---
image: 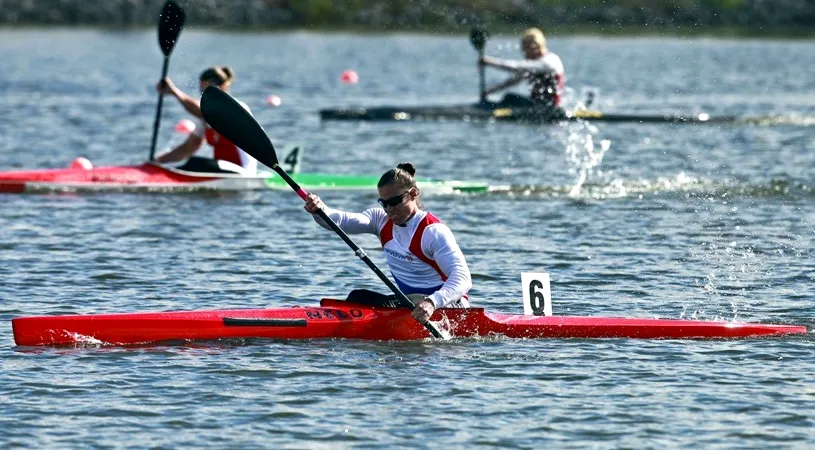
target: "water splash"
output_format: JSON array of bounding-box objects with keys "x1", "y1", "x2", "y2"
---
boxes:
[
  {"x1": 689, "y1": 240, "x2": 764, "y2": 322},
  {"x1": 560, "y1": 119, "x2": 611, "y2": 197},
  {"x1": 429, "y1": 315, "x2": 453, "y2": 341},
  {"x1": 65, "y1": 332, "x2": 105, "y2": 347},
  {"x1": 561, "y1": 85, "x2": 599, "y2": 112}
]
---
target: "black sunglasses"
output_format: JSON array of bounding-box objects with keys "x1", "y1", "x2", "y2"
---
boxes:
[{"x1": 377, "y1": 190, "x2": 410, "y2": 208}]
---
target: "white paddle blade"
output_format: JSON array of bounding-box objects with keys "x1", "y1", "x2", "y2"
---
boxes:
[{"x1": 522, "y1": 272, "x2": 552, "y2": 316}]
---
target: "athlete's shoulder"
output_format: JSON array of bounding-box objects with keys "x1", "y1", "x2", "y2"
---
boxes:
[
  {"x1": 422, "y1": 215, "x2": 455, "y2": 238},
  {"x1": 423, "y1": 211, "x2": 444, "y2": 224},
  {"x1": 543, "y1": 52, "x2": 565, "y2": 72},
  {"x1": 420, "y1": 218, "x2": 460, "y2": 256}
]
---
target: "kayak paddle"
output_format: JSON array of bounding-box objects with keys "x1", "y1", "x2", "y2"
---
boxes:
[
  {"x1": 199, "y1": 86, "x2": 446, "y2": 339},
  {"x1": 148, "y1": 0, "x2": 186, "y2": 162},
  {"x1": 470, "y1": 27, "x2": 489, "y2": 103}
]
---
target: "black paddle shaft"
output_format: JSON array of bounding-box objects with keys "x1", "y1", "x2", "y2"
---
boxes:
[
  {"x1": 149, "y1": 57, "x2": 170, "y2": 161},
  {"x1": 470, "y1": 28, "x2": 489, "y2": 103}
]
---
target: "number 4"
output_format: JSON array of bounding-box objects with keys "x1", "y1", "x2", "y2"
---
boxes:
[
  {"x1": 282, "y1": 145, "x2": 301, "y2": 173},
  {"x1": 522, "y1": 272, "x2": 552, "y2": 316}
]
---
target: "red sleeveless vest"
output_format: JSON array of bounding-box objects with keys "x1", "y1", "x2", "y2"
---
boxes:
[{"x1": 205, "y1": 128, "x2": 242, "y2": 167}]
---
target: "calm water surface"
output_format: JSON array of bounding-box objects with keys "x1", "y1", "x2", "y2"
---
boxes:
[{"x1": 1, "y1": 30, "x2": 814, "y2": 448}]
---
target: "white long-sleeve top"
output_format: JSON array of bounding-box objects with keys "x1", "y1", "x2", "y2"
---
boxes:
[
  {"x1": 313, "y1": 207, "x2": 472, "y2": 309},
  {"x1": 492, "y1": 52, "x2": 565, "y2": 105}
]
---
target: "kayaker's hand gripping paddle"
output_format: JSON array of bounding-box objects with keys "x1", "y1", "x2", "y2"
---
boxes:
[{"x1": 200, "y1": 86, "x2": 445, "y2": 339}]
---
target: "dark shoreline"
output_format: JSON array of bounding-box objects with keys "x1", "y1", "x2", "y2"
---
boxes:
[
  {"x1": 1, "y1": 24, "x2": 814, "y2": 40},
  {"x1": 1, "y1": 0, "x2": 814, "y2": 38}
]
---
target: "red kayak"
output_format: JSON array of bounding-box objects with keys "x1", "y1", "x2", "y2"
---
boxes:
[
  {"x1": 12, "y1": 299, "x2": 807, "y2": 346},
  {"x1": 0, "y1": 159, "x2": 492, "y2": 194},
  {"x1": 0, "y1": 161, "x2": 268, "y2": 193}
]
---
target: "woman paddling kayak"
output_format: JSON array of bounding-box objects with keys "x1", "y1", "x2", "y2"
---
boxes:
[
  {"x1": 304, "y1": 163, "x2": 472, "y2": 323},
  {"x1": 479, "y1": 28, "x2": 565, "y2": 114},
  {"x1": 154, "y1": 66, "x2": 258, "y2": 175}
]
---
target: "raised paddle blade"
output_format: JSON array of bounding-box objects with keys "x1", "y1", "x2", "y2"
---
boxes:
[
  {"x1": 158, "y1": 0, "x2": 185, "y2": 56},
  {"x1": 200, "y1": 86, "x2": 280, "y2": 168},
  {"x1": 149, "y1": 0, "x2": 185, "y2": 161},
  {"x1": 470, "y1": 27, "x2": 488, "y2": 51}
]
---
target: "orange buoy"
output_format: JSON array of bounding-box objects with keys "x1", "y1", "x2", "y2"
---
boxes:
[{"x1": 340, "y1": 70, "x2": 359, "y2": 84}]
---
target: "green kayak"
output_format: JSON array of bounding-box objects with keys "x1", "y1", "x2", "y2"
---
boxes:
[{"x1": 266, "y1": 172, "x2": 492, "y2": 194}]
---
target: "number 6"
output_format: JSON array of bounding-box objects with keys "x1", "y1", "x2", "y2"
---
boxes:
[{"x1": 522, "y1": 272, "x2": 552, "y2": 316}]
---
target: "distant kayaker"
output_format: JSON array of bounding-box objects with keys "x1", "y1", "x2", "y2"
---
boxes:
[
  {"x1": 154, "y1": 66, "x2": 258, "y2": 175},
  {"x1": 479, "y1": 28, "x2": 565, "y2": 113},
  {"x1": 304, "y1": 163, "x2": 472, "y2": 323}
]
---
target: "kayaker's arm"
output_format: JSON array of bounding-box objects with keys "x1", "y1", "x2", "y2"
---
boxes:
[
  {"x1": 157, "y1": 77, "x2": 204, "y2": 119},
  {"x1": 423, "y1": 225, "x2": 472, "y2": 309},
  {"x1": 154, "y1": 133, "x2": 204, "y2": 163},
  {"x1": 481, "y1": 56, "x2": 538, "y2": 73},
  {"x1": 481, "y1": 56, "x2": 559, "y2": 80},
  {"x1": 480, "y1": 56, "x2": 516, "y2": 73},
  {"x1": 316, "y1": 208, "x2": 380, "y2": 234},
  {"x1": 305, "y1": 194, "x2": 381, "y2": 234},
  {"x1": 485, "y1": 74, "x2": 524, "y2": 96}
]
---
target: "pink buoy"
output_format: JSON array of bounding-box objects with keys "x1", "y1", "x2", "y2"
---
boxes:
[
  {"x1": 69, "y1": 157, "x2": 93, "y2": 170},
  {"x1": 340, "y1": 70, "x2": 359, "y2": 84},
  {"x1": 265, "y1": 95, "x2": 282, "y2": 107},
  {"x1": 174, "y1": 119, "x2": 196, "y2": 134}
]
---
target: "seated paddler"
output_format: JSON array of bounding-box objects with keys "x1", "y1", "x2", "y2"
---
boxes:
[
  {"x1": 479, "y1": 27, "x2": 566, "y2": 117},
  {"x1": 303, "y1": 163, "x2": 472, "y2": 323},
  {"x1": 154, "y1": 66, "x2": 258, "y2": 175}
]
